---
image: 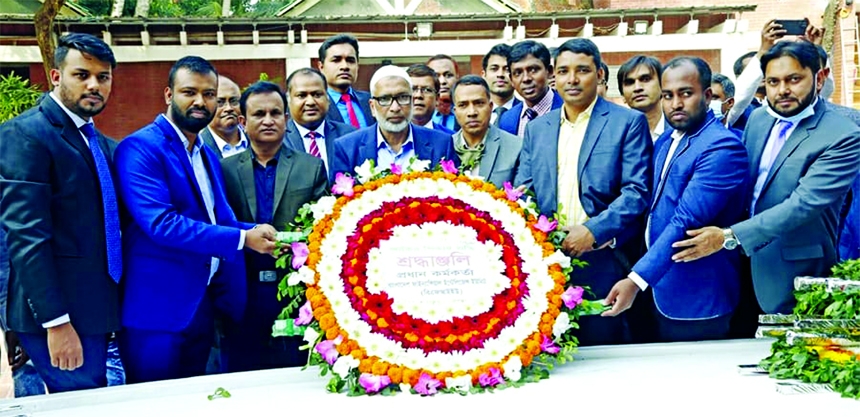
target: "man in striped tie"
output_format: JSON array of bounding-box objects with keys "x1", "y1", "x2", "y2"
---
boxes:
[
  {"x1": 282, "y1": 68, "x2": 356, "y2": 184},
  {"x1": 220, "y1": 81, "x2": 327, "y2": 371},
  {"x1": 0, "y1": 33, "x2": 121, "y2": 393}
]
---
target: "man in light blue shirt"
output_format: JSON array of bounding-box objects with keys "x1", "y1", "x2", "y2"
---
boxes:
[{"x1": 318, "y1": 34, "x2": 374, "y2": 128}]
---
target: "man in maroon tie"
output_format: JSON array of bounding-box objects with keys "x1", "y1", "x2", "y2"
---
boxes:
[
  {"x1": 318, "y1": 34, "x2": 375, "y2": 128},
  {"x1": 282, "y1": 68, "x2": 356, "y2": 184}
]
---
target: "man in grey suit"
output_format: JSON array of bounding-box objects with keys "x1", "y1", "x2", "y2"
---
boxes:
[
  {"x1": 673, "y1": 41, "x2": 860, "y2": 314},
  {"x1": 282, "y1": 68, "x2": 356, "y2": 182},
  {"x1": 514, "y1": 39, "x2": 652, "y2": 345},
  {"x1": 200, "y1": 75, "x2": 249, "y2": 159},
  {"x1": 220, "y1": 81, "x2": 327, "y2": 371},
  {"x1": 450, "y1": 75, "x2": 520, "y2": 188}
]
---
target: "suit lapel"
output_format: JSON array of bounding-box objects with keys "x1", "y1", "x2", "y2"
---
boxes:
[
  {"x1": 479, "y1": 127, "x2": 501, "y2": 179},
  {"x1": 414, "y1": 128, "x2": 433, "y2": 161},
  {"x1": 323, "y1": 121, "x2": 338, "y2": 172},
  {"x1": 199, "y1": 128, "x2": 223, "y2": 159},
  {"x1": 539, "y1": 115, "x2": 560, "y2": 211},
  {"x1": 272, "y1": 146, "x2": 293, "y2": 216},
  {"x1": 759, "y1": 111, "x2": 820, "y2": 196},
  {"x1": 285, "y1": 120, "x2": 305, "y2": 152},
  {"x1": 237, "y1": 151, "x2": 258, "y2": 222},
  {"x1": 359, "y1": 129, "x2": 379, "y2": 167},
  {"x1": 577, "y1": 99, "x2": 608, "y2": 181},
  {"x1": 326, "y1": 96, "x2": 345, "y2": 123},
  {"x1": 650, "y1": 135, "x2": 691, "y2": 211},
  {"x1": 41, "y1": 97, "x2": 97, "y2": 175},
  {"x1": 155, "y1": 116, "x2": 208, "y2": 210}
]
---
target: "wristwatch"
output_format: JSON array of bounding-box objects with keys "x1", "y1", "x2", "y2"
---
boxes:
[{"x1": 722, "y1": 228, "x2": 739, "y2": 250}]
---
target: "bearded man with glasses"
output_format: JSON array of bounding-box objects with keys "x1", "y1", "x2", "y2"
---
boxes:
[{"x1": 330, "y1": 65, "x2": 458, "y2": 178}]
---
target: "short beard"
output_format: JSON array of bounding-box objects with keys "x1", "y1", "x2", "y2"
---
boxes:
[
  {"x1": 60, "y1": 83, "x2": 105, "y2": 119},
  {"x1": 378, "y1": 118, "x2": 410, "y2": 133},
  {"x1": 770, "y1": 88, "x2": 816, "y2": 118},
  {"x1": 666, "y1": 99, "x2": 709, "y2": 132},
  {"x1": 170, "y1": 99, "x2": 213, "y2": 133}
]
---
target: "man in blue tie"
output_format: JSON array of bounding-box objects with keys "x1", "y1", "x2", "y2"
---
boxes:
[
  {"x1": 0, "y1": 33, "x2": 120, "y2": 393},
  {"x1": 672, "y1": 41, "x2": 860, "y2": 314},
  {"x1": 602, "y1": 57, "x2": 748, "y2": 342},
  {"x1": 115, "y1": 56, "x2": 279, "y2": 383}
]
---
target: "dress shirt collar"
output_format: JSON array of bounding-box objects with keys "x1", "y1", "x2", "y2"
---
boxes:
[
  {"x1": 328, "y1": 87, "x2": 355, "y2": 103},
  {"x1": 49, "y1": 91, "x2": 89, "y2": 128},
  {"x1": 522, "y1": 89, "x2": 555, "y2": 120},
  {"x1": 560, "y1": 97, "x2": 597, "y2": 126},
  {"x1": 295, "y1": 120, "x2": 326, "y2": 140},
  {"x1": 251, "y1": 147, "x2": 280, "y2": 166},
  {"x1": 652, "y1": 110, "x2": 666, "y2": 138},
  {"x1": 423, "y1": 119, "x2": 434, "y2": 129},
  {"x1": 501, "y1": 96, "x2": 516, "y2": 110},
  {"x1": 765, "y1": 97, "x2": 818, "y2": 124},
  {"x1": 376, "y1": 125, "x2": 414, "y2": 152},
  {"x1": 162, "y1": 115, "x2": 203, "y2": 153},
  {"x1": 207, "y1": 126, "x2": 248, "y2": 155}
]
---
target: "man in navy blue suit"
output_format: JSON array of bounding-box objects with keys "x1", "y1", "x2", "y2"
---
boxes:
[
  {"x1": 603, "y1": 57, "x2": 748, "y2": 342},
  {"x1": 318, "y1": 34, "x2": 374, "y2": 129},
  {"x1": 497, "y1": 41, "x2": 564, "y2": 137},
  {"x1": 115, "y1": 56, "x2": 279, "y2": 384},
  {"x1": 481, "y1": 44, "x2": 520, "y2": 126},
  {"x1": 514, "y1": 39, "x2": 652, "y2": 346},
  {"x1": 330, "y1": 65, "x2": 457, "y2": 178}
]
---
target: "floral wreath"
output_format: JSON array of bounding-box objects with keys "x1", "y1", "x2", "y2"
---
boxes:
[{"x1": 273, "y1": 158, "x2": 605, "y2": 396}]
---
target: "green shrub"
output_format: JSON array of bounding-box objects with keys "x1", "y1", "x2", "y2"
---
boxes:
[{"x1": 0, "y1": 72, "x2": 43, "y2": 123}]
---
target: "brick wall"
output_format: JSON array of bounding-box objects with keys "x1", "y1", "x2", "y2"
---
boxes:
[{"x1": 28, "y1": 59, "x2": 286, "y2": 140}]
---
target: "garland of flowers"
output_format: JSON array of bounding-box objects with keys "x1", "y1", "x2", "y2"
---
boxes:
[{"x1": 274, "y1": 158, "x2": 605, "y2": 396}]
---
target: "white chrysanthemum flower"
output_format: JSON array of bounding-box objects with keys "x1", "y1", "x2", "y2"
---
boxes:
[
  {"x1": 503, "y1": 356, "x2": 523, "y2": 381},
  {"x1": 310, "y1": 196, "x2": 338, "y2": 223},
  {"x1": 333, "y1": 355, "x2": 360, "y2": 378},
  {"x1": 408, "y1": 158, "x2": 431, "y2": 173},
  {"x1": 553, "y1": 312, "x2": 572, "y2": 339}
]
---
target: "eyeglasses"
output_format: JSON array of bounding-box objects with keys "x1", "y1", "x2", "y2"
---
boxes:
[
  {"x1": 372, "y1": 94, "x2": 412, "y2": 107},
  {"x1": 412, "y1": 86, "x2": 436, "y2": 96},
  {"x1": 217, "y1": 98, "x2": 240, "y2": 108}
]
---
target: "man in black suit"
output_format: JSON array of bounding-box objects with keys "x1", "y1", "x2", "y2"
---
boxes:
[
  {"x1": 0, "y1": 33, "x2": 121, "y2": 392},
  {"x1": 481, "y1": 44, "x2": 520, "y2": 126},
  {"x1": 200, "y1": 75, "x2": 249, "y2": 159},
  {"x1": 283, "y1": 68, "x2": 355, "y2": 182},
  {"x1": 318, "y1": 34, "x2": 374, "y2": 128},
  {"x1": 220, "y1": 81, "x2": 328, "y2": 371}
]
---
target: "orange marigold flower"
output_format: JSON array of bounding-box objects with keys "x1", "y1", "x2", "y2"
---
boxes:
[
  {"x1": 387, "y1": 366, "x2": 403, "y2": 384},
  {"x1": 371, "y1": 361, "x2": 389, "y2": 375},
  {"x1": 358, "y1": 358, "x2": 374, "y2": 373},
  {"x1": 326, "y1": 327, "x2": 341, "y2": 340},
  {"x1": 319, "y1": 313, "x2": 336, "y2": 330},
  {"x1": 350, "y1": 349, "x2": 365, "y2": 360},
  {"x1": 306, "y1": 287, "x2": 318, "y2": 299},
  {"x1": 539, "y1": 322, "x2": 553, "y2": 335},
  {"x1": 336, "y1": 342, "x2": 350, "y2": 355}
]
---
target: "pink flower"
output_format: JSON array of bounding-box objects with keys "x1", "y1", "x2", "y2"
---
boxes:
[
  {"x1": 503, "y1": 181, "x2": 524, "y2": 201},
  {"x1": 359, "y1": 373, "x2": 392, "y2": 394},
  {"x1": 390, "y1": 163, "x2": 403, "y2": 175},
  {"x1": 540, "y1": 334, "x2": 560, "y2": 354},
  {"x1": 314, "y1": 336, "x2": 342, "y2": 365},
  {"x1": 415, "y1": 372, "x2": 442, "y2": 396},
  {"x1": 562, "y1": 286, "x2": 585, "y2": 309},
  {"x1": 294, "y1": 300, "x2": 313, "y2": 326},
  {"x1": 332, "y1": 173, "x2": 355, "y2": 196},
  {"x1": 290, "y1": 242, "x2": 309, "y2": 269},
  {"x1": 440, "y1": 158, "x2": 458, "y2": 174},
  {"x1": 533, "y1": 215, "x2": 558, "y2": 233},
  {"x1": 478, "y1": 367, "x2": 504, "y2": 387}
]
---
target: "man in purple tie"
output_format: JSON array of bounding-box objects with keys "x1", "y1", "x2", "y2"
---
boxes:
[
  {"x1": 672, "y1": 41, "x2": 860, "y2": 314},
  {"x1": 0, "y1": 33, "x2": 121, "y2": 393}
]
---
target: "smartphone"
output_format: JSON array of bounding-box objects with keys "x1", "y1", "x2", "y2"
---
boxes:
[{"x1": 774, "y1": 19, "x2": 809, "y2": 36}]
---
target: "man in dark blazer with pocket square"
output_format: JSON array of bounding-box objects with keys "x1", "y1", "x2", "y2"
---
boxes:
[
  {"x1": 221, "y1": 81, "x2": 327, "y2": 371},
  {"x1": 282, "y1": 68, "x2": 355, "y2": 183},
  {"x1": 0, "y1": 33, "x2": 121, "y2": 393},
  {"x1": 514, "y1": 39, "x2": 652, "y2": 346},
  {"x1": 672, "y1": 41, "x2": 860, "y2": 315}
]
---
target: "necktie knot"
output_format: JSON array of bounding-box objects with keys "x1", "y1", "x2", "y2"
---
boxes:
[
  {"x1": 341, "y1": 93, "x2": 352, "y2": 103},
  {"x1": 776, "y1": 120, "x2": 794, "y2": 137},
  {"x1": 307, "y1": 131, "x2": 316, "y2": 140},
  {"x1": 80, "y1": 123, "x2": 98, "y2": 141},
  {"x1": 525, "y1": 108, "x2": 538, "y2": 121}
]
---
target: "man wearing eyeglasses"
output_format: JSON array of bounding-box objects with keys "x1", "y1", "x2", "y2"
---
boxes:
[
  {"x1": 330, "y1": 65, "x2": 458, "y2": 178},
  {"x1": 201, "y1": 76, "x2": 249, "y2": 159},
  {"x1": 407, "y1": 64, "x2": 454, "y2": 135}
]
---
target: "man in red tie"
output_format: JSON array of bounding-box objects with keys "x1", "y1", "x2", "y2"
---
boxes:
[
  {"x1": 282, "y1": 68, "x2": 356, "y2": 184},
  {"x1": 318, "y1": 34, "x2": 374, "y2": 128}
]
